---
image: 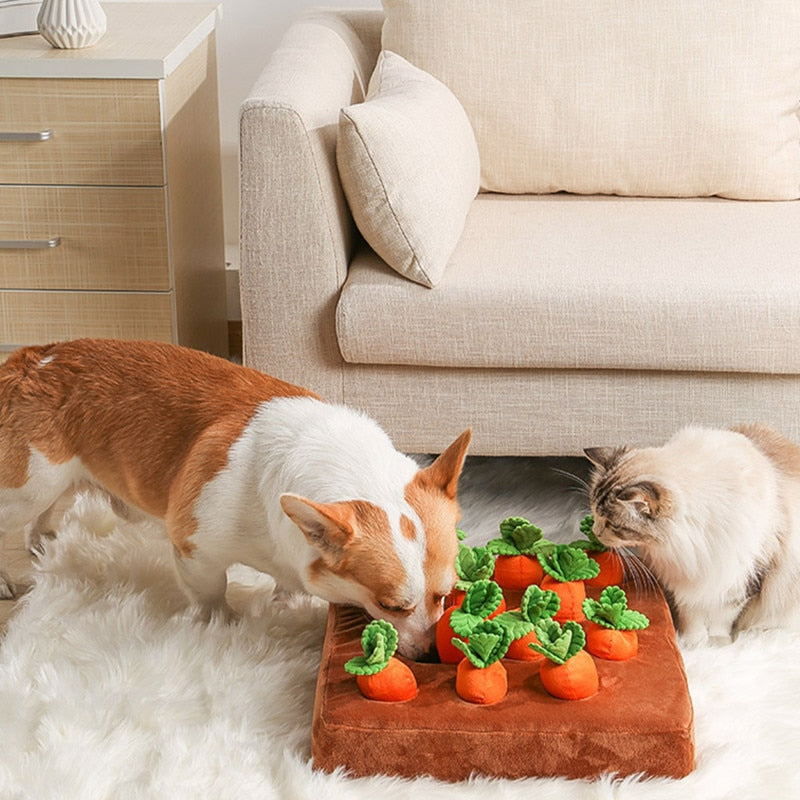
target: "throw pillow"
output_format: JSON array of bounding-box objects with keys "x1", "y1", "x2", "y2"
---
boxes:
[
  {"x1": 337, "y1": 50, "x2": 480, "y2": 288},
  {"x1": 381, "y1": 0, "x2": 800, "y2": 200}
]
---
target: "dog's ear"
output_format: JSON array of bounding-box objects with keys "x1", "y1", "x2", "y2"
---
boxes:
[
  {"x1": 280, "y1": 493, "x2": 355, "y2": 564},
  {"x1": 420, "y1": 429, "x2": 472, "y2": 500}
]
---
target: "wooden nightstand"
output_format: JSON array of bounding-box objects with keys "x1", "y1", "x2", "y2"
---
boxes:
[{"x1": 0, "y1": 3, "x2": 227, "y2": 358}]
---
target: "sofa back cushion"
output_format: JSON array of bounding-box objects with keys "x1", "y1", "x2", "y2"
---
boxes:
[{"x1": 381, "y1": 0, "x2": 800, "y2": 200}]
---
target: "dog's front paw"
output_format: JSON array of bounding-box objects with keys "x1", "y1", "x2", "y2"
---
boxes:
[
  {"x1": 216, "y1": 604, "x2": 242, "y2": 624},
  {"x1": 28, "y1": 532, "x2": 55, "y2": 558},
  {"x1": 194, "y1": 601, "x2": 240, "y2": 626},
  {"x1": 25, "y1": 527, "x2": 56, "y2": 557},
  {"x1": 0, "y1": 572, "x2": 15, "y2": 600}
]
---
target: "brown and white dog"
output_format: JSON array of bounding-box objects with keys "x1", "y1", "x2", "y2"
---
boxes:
[{"x1": 0, "y1": 339, "x2": 471, "y2": 658}]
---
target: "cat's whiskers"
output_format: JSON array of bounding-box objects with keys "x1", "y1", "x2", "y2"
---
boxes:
[
  {"x1": 618, "y1": 548, "x2": 660, "y2": 596},
  {"x1": 550, "y1": 466, "x2": 591, "y2": 495}
]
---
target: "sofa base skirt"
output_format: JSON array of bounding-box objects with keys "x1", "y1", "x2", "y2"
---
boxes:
[{"x1": 325, "y1": 365, "x2": 800, "y2": 455}]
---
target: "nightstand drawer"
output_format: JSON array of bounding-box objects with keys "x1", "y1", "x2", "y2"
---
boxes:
[
  {"x1": 0, "y1": 186, "x2": 169, "y2": 291},
  {"x1": 0, "y1": 291, "x2": 174, "y2": 347},
  {"x1": 0, "y1": 4, "x2": 226, "y2": 357},
  {"x1": 0, "y1": 77, "x2": 163, "y2": 186}
]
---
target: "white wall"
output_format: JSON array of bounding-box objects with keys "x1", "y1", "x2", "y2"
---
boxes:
[
  {"x1": 111, "y1": 0, "x2": 379, "y2": 256},
  {"x1": 108, "y1": 0, "x2": 379, "y2": 319}
]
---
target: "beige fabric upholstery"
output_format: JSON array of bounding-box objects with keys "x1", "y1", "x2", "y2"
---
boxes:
[
  {"x1": 337, "y1": 51, "x2": 479, "y2": 287},
  {"x1": 240, "y1": 8, "x2": 800, "y2": 456},
  {"x1": 239, "y1": 10, "x2": 380, "y2": 400},
  {"x1": 336, "y1": 194, "x2": 800, "y2": 373},
  {"x1": 381, "y1": 0, "x2": 800, "y2": 199},
  {"x1": 341, "y1": 366, "x2": 800, "y2": 456}
]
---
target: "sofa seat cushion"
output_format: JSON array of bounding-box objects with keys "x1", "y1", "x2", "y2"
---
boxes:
[{"x1": 336, "y1": 194, "x2": 800, "y2": 373}]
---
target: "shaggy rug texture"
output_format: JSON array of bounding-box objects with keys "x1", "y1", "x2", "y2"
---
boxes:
[{"x1": 0, "y1": 455, "x2": 797, "y2": 799}]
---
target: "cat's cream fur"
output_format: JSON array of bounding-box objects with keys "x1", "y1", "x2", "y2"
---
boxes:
[{"x1": 585, "y1": 423, "x2": 800, "y2": 646}]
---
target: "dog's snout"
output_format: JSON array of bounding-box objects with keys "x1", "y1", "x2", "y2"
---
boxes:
[
  {"x1": 414, "y1": 642, "x2": 440, "y2": 663},
  {"x1": 394, "y1": 620, "x2": 438, "y2": 661}
]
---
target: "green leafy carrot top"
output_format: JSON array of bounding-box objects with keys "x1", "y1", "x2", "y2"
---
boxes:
[
  {"x1": 495, "y1": 585, "x2": 560, "y2": 640},
  {"x1": 538, "y1": 543, "x2": 600, "y2": 582},
  {"x1": 344, "y1": 620, "x2": 399, "y2": 676},
  {"x1": 487, "y1": 516, "x2": 552, "y2": 557},
  {"x1": 449, "y1": 580, "x2": 504, "y2": 638},
  {"x1": 570, "y1": 514, "x2": 607, "y2": 553},
  {"x1": 454, "y1": 543, "x2": 495, "y2": 589},
  {"x1": 582, "y1": 586, "x2": 650, "y2": 631},
  {"x1": 530, "y1": 619, "x2": 586, "y2": 664},
  {"x1": 452, "y1": 619, "x2": 512, "y2": 668}
]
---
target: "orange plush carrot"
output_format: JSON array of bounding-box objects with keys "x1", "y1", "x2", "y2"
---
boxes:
[
  {"x1": 356, "y1": 658, "x2": 418, "y2": 702},
  {"x1": 540, "y1": 575, "x2": 586, "y2": 621},
  {"x1": 582, "y1": 586, "x2": 650, "y2": 661},
  {"x1": 571, "y1": 514, "x2": 625, "y2": 588},
  {"x1": 492, "y1": 555, "x2": 543, "y2": 592},
  {"x1": 586, "y1": 550, "x2": 625, "y2": 588},
  {"x1": 540, "y1": 649, "x2": 598, "y2": 700},
  {"x1": 456, "y1": 659, "x2": 508, "y2": 705},
  {"x1": 437, "y1": 579, "x2": 505, "y2": 663},
  {"x1": 486, "y1": 517, "x2": 551, "y2": 590},
  {"x1": 495, "y1": 584, "x2": 560, "y2": 663},
  {"x1": 345, "y1": 620, "x2": 417, "y2": 702},
  {"x1": 452, "y1": 619, "x2": 513, "y2": 704},
  {"x1": 447, "y1": 541, "x2": 497, "y2": 608},
  {"x1": 436, "y1": 606, "x2": 466, "y2": 663},
  {"x1": 585, "y1": 626, "x2": 639, "y2": 661},
  {"x1": 531, "y1": 619, "x2": 599, "y2": 700},
  {"x1": 538, "y1": 544, "x2": 600, "y2": 622}
]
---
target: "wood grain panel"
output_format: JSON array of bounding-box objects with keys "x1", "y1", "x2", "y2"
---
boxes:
[
  {"x1": 0, "y1": 77, "x2": 164, "y2": 186},
  {"x1": 0, "y1": 291, "x2": 174, "y2": 346},
  {"x1": 0, "y1": 12, "x2": 225, "y2": 355},
  {"x1": 163, "y1": 33, "x2": 227, "y2": 356},
  {"x1": 0, "y1": 186, "x2": 170, "y2": 291}
]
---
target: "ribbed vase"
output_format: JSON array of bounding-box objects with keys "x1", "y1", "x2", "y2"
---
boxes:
[{"x1": 37, "y1": 0, "x2": 107, "y2": 49}]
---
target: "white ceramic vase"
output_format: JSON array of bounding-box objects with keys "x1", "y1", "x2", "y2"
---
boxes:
[{"x1": 37, "y1": 0, "x2": 107, "y2": 49}]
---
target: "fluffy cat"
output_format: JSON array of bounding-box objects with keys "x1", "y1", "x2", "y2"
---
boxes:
[{"x1": 585, "y1": 423, "x2": 800, "y2": 646}]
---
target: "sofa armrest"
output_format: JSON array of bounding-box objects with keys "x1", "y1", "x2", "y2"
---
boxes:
[{"x1": 239, "y1": 9, "x2": 381, "y2": 399}]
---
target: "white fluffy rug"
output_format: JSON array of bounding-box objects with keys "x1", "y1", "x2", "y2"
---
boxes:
[{"x1": 0, "y1": 456, "x2": 798, "y2": 799}]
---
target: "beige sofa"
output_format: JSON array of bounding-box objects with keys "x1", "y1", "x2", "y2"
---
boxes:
[{"x1": 239, "y1": 3, "x2": 800, "y2": 456}]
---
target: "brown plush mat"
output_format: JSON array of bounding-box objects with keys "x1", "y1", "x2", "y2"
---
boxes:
[{"x1": 311, "y1": 585, "x2": 694, "y2": 781}]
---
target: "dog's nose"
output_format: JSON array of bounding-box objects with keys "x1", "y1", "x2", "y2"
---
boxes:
[{"x1": 415, "y1": 642, "x2": 440, "y2": 663}]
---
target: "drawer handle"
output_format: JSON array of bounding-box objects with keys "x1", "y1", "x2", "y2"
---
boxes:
[
  {"x1": 0, "y1": 237, "x2": 62, "y2": 250},
  {"x1": 0, "y1": 130, "x2": 53, "y2": 142}
]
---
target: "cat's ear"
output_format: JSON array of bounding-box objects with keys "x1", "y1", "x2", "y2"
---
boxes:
[
  {"x1": 584, "y1": 446, "x2": 627, "y2": 470},
  {"x1": 619, "y1": 482, "x2": 667, "y2": 520}
]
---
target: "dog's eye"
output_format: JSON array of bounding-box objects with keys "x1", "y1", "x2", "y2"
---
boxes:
[
  {"x1": 378, "y1": 601, "x2": 415, "y2": 616},
  {"x1": 432, "y1": 593, "x2": 447, "y2": 608}
]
